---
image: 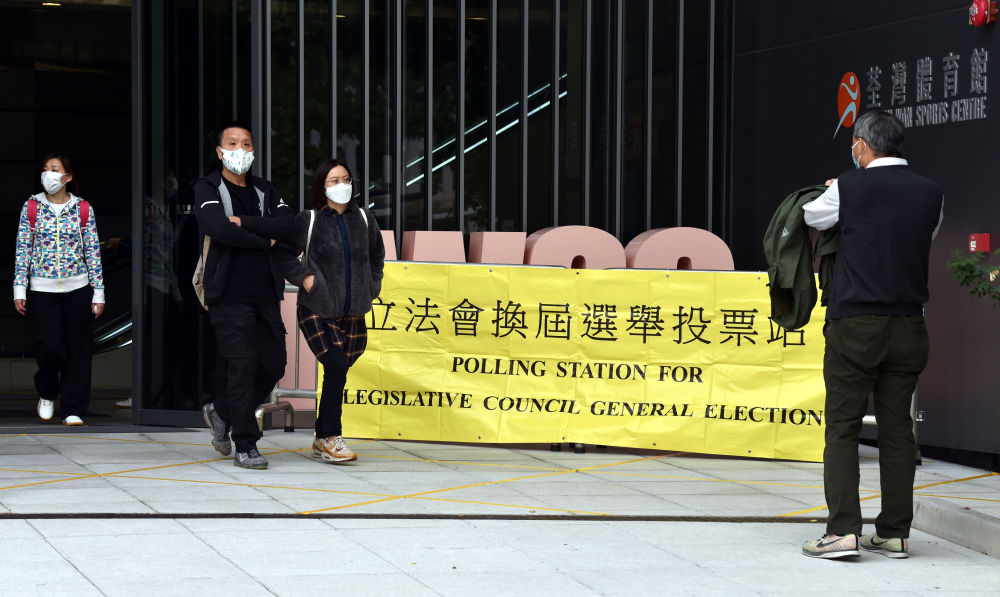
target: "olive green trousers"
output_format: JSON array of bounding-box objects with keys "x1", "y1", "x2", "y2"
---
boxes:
[{"x1": 822, "y1": 314, "x2": 929, "y2": 538}]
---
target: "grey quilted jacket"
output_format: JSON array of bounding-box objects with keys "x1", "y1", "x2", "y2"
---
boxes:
[{"x1": 257, "y1": 204, "x2": 385, "y2": 319}]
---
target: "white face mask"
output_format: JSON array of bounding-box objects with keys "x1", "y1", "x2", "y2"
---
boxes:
[
  {"x1": 325, "y1": 182, "x2": 353, "y2": 205},
  {"x1": 851, "y1": 139, "x2": 865, "y2": 169},
  {"x1": 40, "y1": 171, "x2": 66, "y2": 195},
  {"x1": 219, "y1": 147, "x2": 255, "y2": 175}
]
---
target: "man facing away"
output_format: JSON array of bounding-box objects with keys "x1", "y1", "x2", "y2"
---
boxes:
[
  {"x1": 193, "y1": 123, "x2": 292, "y2": 470},
  {"x1": 799, "y1": 110, "x2": 944, "y2": 559}
]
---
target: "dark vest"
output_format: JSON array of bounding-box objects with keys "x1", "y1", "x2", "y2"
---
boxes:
[{"x1": 827, "y1": 164, "x2": 942, "y2": 319}]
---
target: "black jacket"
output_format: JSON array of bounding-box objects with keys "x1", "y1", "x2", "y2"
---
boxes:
[
  {"x1": 763, "y1": 185, "x2": 839, "y2": 331},
  {"x1": 192, "y1": 170, "x2": 292, "y2": 304},
  {"x1": 263, "y1": 203, "x2": 385, "y2": 319}
]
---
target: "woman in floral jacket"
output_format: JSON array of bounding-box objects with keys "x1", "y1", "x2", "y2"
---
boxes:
[{"x1": 12, "y1": 153, "x2": 105, "y2": 425}]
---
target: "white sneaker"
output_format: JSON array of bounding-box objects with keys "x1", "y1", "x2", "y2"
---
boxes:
[
  {"x1": 62, "y1": 415, "x2": 84, "y2": 426},
  {"x1": 114, "y1": 398, "x2": 132, "y2": 409},
  {"x1": 37, "y1": 398, "x2": 54, "y2": 421}
]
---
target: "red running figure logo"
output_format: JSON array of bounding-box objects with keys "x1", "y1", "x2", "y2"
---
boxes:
[{"x1": 834, "y1": 72, "x2": 860, "y2": 139}]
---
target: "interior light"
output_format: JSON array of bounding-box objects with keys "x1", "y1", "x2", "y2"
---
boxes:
[
  {"x1": 42, "y1": 2, "x2": 62, "y2": 5},
  {"x1": 337, "y1": 14, "x2": 346, "y2": 18},
  {"x1": 468, "y1": 17, "x2": 487, "y2": 21}
]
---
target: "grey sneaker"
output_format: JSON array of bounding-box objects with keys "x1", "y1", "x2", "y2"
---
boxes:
[
  {"x1": 234, "y1": 448, "x2": 268, "y2": 470},
  {"x1": 202, "y1": 403, "x2": 232, "y2": 456},
  {"x1": 860, "y1": 534, "x2": 908, "y2": 558},
  {"x1": 801, "y1": 534, "x2": 860, "y2": 559}
]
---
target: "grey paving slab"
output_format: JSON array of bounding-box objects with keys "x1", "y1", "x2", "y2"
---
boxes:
[
  {"x1": 47, "y1": 532, "x2": 219, "y2": 560},
  {"x1": 3, "y1": 501, "x2": 156, "y2": 513},
  {"x1": 298, "y1": 498, "x2": 440, "y2": 515},
  {"x1": 100, "y1": 472, "x2": 247, "y2": 487},
  {"x1": 571, "y1": 570, "x2": 750, "y2": 596},
  {"x1": 28, "y1": 518, "x2": 189, "y2": 538},
  {"x1": 406, "y1": 498, "x2": 571, "y2": 516},
  {"x1": 0, "y1": 519, "x2": 43, "y2": 538},
  {"x1": 0, "y1": 456, "x2": 94, "y2": 471},
  {"x1": 491, "y1": 479, "x2": 650, "y2": 497},
  {"x1": 256, "y1": 572, "x2": 442, "y2": 597},
  {"x1": 920, "y1": 478, "x2": 1000, "y2": 493},
  {"x1": 0, "y1": 476, "x2": 92, "y2": 493},
  {"x1": 0, "y1": 485, "x2": 137, "y2": 505},
  {"x1": 191, "y1": 529, "x2": 400, "y2": 575},
  {"x1": 664, "y1": 492, "x2": 814, "y2": 516},
  {"x1": 178, "y1": 517, "x2": 332, "y2": 533},
  {"x1": 116, "y1": 483, "x2": 275, "y2": 503},
  {"x1": 63, "y1": 554, "x2": 248, "y2": 585},
  {"x1": 616, "y1": 479, "x2": 808, "y2": 496},
  {"x1": 347, "y1": 470, "x2": 495, "y2": 487},
  {"x1": 0, "y1": 443, "x2": 55, "y2": 455},
  {"x1": 532, "y1": 494, "x2": 695, "y2": 515},
  {"x1": 251, "y1": 484, "x2": 392, "y2": 504},
  {"x1": 140, "y1": 499, "x2": 297, "y2": 514},
  {"x1": 342, "y1": 458, "x2": 490, "y2": 473},
  {"x1": 407, "y1": 482, "x2": 537, "y2": 500},
  {"x1": 0, "y1": 431, "x2": 997, "y2": 596},
  {"x1": 0, "y1": 537, "x2": 72, "y2": 563},
  {"x1": 681, "y1": 466, "x2": 826, "y2": 482},
  {"x1": 410, "y1": 569, "x2": 600, "y2": 597},
  {"x1": 94, "y1": 577, "x2": 273, "y2": 597},
  {"x1": 0, "y1": 519, "x2": 994, "y2": 595},
  {"x1": 0, "y1": 571, "x2": 102, "y2": 597},
  {"x1": 387, "y1": 446, "x2": 536, "y2": 461}
]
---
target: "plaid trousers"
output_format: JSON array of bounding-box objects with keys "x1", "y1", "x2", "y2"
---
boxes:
[{"x1": 296, "y1": 305, "x2": 367, "y2": 366}]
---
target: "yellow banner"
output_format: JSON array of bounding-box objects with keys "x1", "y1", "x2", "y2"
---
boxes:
[{"x1": 327, "y1": 262, "x2": 827, "y2": 462}]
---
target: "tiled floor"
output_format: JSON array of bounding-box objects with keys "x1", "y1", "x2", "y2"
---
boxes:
[{"x1": 0, "y1": 429, "x2": 997, "y2": 595}]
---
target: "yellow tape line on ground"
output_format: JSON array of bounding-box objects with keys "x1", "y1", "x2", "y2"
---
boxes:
[{"x1": 778, "y1": 472, "x2": 1000, "y2": 517}]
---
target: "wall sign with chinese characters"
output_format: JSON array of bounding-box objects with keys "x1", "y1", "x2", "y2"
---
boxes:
[
  {"x1": 330, "y1": 263, "x2": 829, "y2": 462},
  {"x1": 865, "y1": 47, "x2": 989, "y2": 127}
]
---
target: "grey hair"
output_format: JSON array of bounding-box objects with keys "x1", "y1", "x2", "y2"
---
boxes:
[{"x1": 852, "y1": 110, "x2": 904, "y2": 156}]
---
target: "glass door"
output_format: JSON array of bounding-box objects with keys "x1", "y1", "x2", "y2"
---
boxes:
[{"x1": 135, "y1": 0, "x2": 254, "y2": 427}]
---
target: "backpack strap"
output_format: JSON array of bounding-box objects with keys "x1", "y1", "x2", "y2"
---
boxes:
[
  {"x1": 253, "y1": 186, "x2": 266, "y2": 216},
  {"x1": 359, "y1": 206, "x2": 368, "y2": 228},
  {"x1": 28, "y1": 197, "x2": 89, "y2": 230},
  {"x1": 215, "y1": 179, "x2": 266, "y2": 217},
  {"x1": 304, "y1": 210, "x2": 316, "y2": 267},
  {"x1": 215, "y1": 180, "x2": 235, "y2": 217},
  {"x1": 79, "y1": 200, "x2": 90, "y2": 229},
  {"x1": 28, "y1": 197, "x2": 37, "y2": 230}
]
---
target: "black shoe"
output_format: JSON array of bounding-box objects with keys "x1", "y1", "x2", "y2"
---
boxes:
[
  {"x1": 202, "y1": 403, "x2": 232, "y2": 456},
  {"x1": 234, "y1": 448, "x2": 268, "y2": 470}
]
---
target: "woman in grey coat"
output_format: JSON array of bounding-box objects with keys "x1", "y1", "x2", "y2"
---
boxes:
[{"x1": 276, "y1": 159, "x2": 385, "y2": 463}]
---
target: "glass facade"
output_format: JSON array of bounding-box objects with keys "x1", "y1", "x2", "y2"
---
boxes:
[
  {"x1": 130, "y1": 0, "x2": 733, "y2": 424},
  {"x1": 0, "y1": 1, "x2": 132, "y2": 361}
]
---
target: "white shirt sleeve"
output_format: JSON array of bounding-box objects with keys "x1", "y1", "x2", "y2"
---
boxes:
[
  {"x1": 931, "y1": 198, "x2": 944, "y2": 240},
  {"x1": 802, "y1": 180, "x2": 840, "y2": 230}
]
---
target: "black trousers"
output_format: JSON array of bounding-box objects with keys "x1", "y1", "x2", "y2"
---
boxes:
[
  {"x1": 822, "y1": 315, "x2": 929, "y2": 538},
  {"x1": 316, "y1": 347, "x2": 348, "y2": 438},
  {"x1": 208, "y1": 301, "x2": 287, "y2": 452},
  {"x1": 30, "y1": 286, "x2": 94, "y2": 419}
]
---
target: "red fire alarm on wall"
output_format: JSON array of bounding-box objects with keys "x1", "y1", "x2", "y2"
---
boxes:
[
  {"x1": 970, "y1": 0, "x2": 997, "y2": 26},
  {"x1": 969, "y1": 233, "x2": 991, "y2": 252}
]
